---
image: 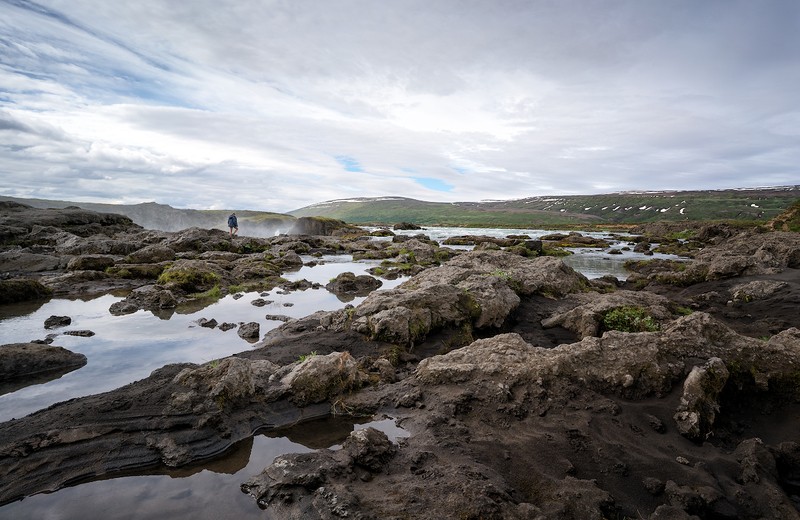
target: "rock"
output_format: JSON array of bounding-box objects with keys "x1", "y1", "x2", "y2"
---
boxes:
[
  {"x1": 197, "y1": 318, "x2": 218, "y2": 328},
  {"x1": 349, "y1": 251, "x2": 587, "y2": 347},
  {"x1": 0, "y1": 279, "x2": 53, "y2": 304},
  {"x1": 417, "y1": 314, "x2": 800, "y2": 401},
  {"x1": 44, "y1": 315, "x2": 71, "y2": 329},
  {"x1": 730, "y1": 280, "x2": 789, "y2": 302},
  {"x1": 540, "y1": 232, "x2": 610, "y2": 248},
  {"x1": 647, "y1": 231, "x2": 800, "y2": 286},
  {"x1": 541, "y1": 290, "x2": 676, "y2": 339},
  {"x1": 241, "y1": 427, "x2": 396, "y2": 514},
  {"x1": 0, "y1": 251, "x2": 62, "y2": 273},
  {"x1": 109, "y1": 285, "x2": 178, "y2": 315},
  {"x1": 126, "y1": 244, "x2": 176, "y2": 263},
  {"x1": 289, "y1": 217, "x2": 362, "y2": 236},
  {"x1": 66, "y1": 255, "x2": 115, "y2": 271},
  {"x1": 394, "y1": 222, "x2": 422, "y2": 230},
  {"x1": 171, "y1": 357, "x2": 280, "y2": 413},
  {"x1": 219, "y1": 322, "x2": 237, "y2": 331},
  {"x1": 156, "y1": 259, "x2": 224, "y2": 293},
  {"x1": 265, "y1": 314, "x2": 293, "y2": 322},
  {"x1": 673, "y1": 357, "x2": 729, "y2": 442},
  {"x1": 163, "y1": 227, "x2": 236, "y2": 253},
  {"x1": 443, "y1": 235, "x2": 517, "y2": 247},
  {"x1": 0, "y1": 343, "x2": 87, "y2": 381},
  {"x1": 325, "y1": 272, "x2": 382, "y2": 295},
  {"x1": 281, "y1": 352, "x2": 366, "y2": 406},
  {"x1": 250, "y1": 298, "x2": 271, "y2": 307},
  {"x1": 63, "y1": 330, "x2": 95, "y2": 337},
  {"x1": 237, "y1": 322, "x2": 260, "y2": 341}
]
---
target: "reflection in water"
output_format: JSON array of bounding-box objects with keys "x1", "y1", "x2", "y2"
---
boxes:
[
  {"x1": 0, "y1": 258, "x2": 405, "y2": 422},
  {"x1": 0, "y1": 364, "x2": 85, "y2": 397},
  {"x1": 0, "y1": 415, "x2": 407, "y2": 520}
]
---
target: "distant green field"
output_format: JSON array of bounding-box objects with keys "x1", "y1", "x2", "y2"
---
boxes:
[{"x1": 290, "y1": 188, "x2": 800, "y2": 228}]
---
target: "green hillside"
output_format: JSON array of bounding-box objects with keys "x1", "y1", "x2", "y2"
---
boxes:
[{"x1": 290, "y1": 187, "x2": 799, "y2": 228}]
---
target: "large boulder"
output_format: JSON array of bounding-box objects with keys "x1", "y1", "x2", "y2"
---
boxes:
[
  {"x1": 673, "y1": 357, "x2": 729, "y2": 442},
  {"x1": 0, "y1": 251, "x2": 62, "y2": 273},
  {"x1": 126, "y1": 244, "x2": 176, "y2": 264},
  {"x1": 289, "y1": 217, "x2": 362, "y2": 236},
  {"x1": 156, "y1": 259, "x2": 223, "y2": 293},
  {"x1": 0, "y1": 279, "x2": 52, "y2": 304},
  {"x1": 66, "y1": 254, "x2": 115, "y2": 271},
  {"x1": 170, "y1": 357, "x2": 281, "y2": 414},
  {"x1": 242, "y1": 427, "x2": 397, "y2": 514},
  {"x1": 109, "y1": 284, "x2": 178, "y2": 315},
  {"x1": 0, "y1": 343, "x2": 87, "y2": 381},
  {"x1": 325, "y1": 272, "x2": 382, "y2": 296},
  {"x1": 280, "y1": 352, "x2": 367, "y2": 406}
]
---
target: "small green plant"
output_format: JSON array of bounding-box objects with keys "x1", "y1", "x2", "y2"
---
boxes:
[
  {"x1": 667, "y1": 229, "x2": 697, "y2": 240},
  {"x1": 190, "y1": 284, "x2": 222, "y2": 300},
  {"x1": 674, "y1": 305, "x2": 693, "y2": 316},
  {"x1": 490, "y1": 269, "x2": 511, "y2": 280},
  {"x1": 298, "y1": 351, "x2": 318, "y2": 362},
  {"x1": 602, "y1": 306, "x2": 660, "y2": 333}
]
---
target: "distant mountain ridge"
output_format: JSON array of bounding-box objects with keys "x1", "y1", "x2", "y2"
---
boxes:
[
  {"x1": 3, "y1": 185, "x2": 798, "y2": 231},
  {"x1": 0, "y1": 196, "x2": 296, "y2": 236},
  {"x1": 290, "y1": 186, "x2": 800, "y2": 227}
]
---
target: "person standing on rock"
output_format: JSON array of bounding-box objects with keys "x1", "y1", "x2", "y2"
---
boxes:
[{"x1": 227, "y1": 212, "x2": 238, "y2": 238}]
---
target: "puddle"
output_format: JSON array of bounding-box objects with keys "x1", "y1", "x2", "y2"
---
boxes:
[
  {"x1": 0, "y1": 257, "x2": 403, "y2": 422},
  {"x1": 0, "y1": 415, "x2": 408, "y2": 519}
]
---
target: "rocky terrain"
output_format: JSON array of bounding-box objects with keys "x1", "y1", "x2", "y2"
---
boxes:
[{"x1": 1, "y1": 200, "x2": 799, "y2": 519}]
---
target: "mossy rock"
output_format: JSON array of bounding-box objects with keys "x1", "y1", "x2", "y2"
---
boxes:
[
  {"x1": 157, "y1": 267, "x2": 220, "y2": 292},
  {"x1": 0, "y1": 279, "x2": 52, "y2": 304}
]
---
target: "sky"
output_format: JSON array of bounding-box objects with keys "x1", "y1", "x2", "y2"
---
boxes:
[{"x1": 1, "y1": 0, "x2": 799, "y2": 213}]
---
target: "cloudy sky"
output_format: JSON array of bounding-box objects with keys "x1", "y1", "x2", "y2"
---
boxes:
[{"x1": 1, "y1": 0, "x2": 798, "y2": 212}]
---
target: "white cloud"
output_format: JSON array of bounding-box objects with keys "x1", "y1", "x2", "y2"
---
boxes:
[{"x1": 1, "y1": 0, "x2": 799, "y2": 213}]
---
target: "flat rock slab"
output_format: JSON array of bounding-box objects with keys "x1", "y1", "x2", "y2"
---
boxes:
[{"x1": 0, "y1": 343, "x2": 87, "y2": 395}]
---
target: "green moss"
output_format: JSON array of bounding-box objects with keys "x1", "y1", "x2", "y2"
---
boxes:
[
  {"x1": 601, "y1": 306, "x2": 660, "y2": 333},
  {"x1": 298, "y1": 351, "x2": 318, "y2": 362},
  {"x1": 190, "y1": 284, "x2": 222, "y2": 300},
  {"x1": 666, "y1": 229, "x2": 697, "y2": 240},
  {"x1": 157, "y1": 268, "x2": 220, "y2": 291}
]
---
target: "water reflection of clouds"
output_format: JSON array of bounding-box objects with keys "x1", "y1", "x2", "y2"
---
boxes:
[
  {"x1": 0, "y1": 231, "x2": 679, "y2": 421},
  {"x1": 0, "y1": 258, "x2": 407, "y2": 421}
]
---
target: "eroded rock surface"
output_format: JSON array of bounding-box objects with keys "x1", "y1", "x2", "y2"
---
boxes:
[{"x1": 2, "y1": 204, "x2": 800, "y2": 519}]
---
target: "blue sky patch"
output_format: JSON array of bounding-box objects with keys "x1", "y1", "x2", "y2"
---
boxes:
[
  {"x1": 335, "y1": 155, "x2": 363, "y2": 172},
  {"x1": 414, "y1": 176, "x2": 453, "y2": 192}
]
